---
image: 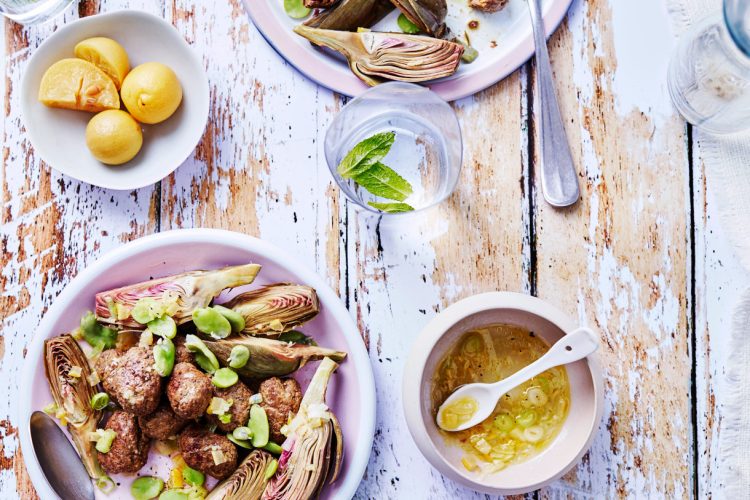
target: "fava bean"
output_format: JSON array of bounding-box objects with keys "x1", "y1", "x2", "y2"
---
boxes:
[
  {"x1": 212, "y1": 367, "x2": 238, "y2": 388},
  {"x1": 264, "y1": 459, "x2": 279, "y2": 480},
  {"x1": 192, "y1": 308, "x2": 231, "y2": 339},
  {"x1": 227, "y1": 433, "x2": 252, "y2": 449},
  {"x1": 131, "y1": 298, "x2": 162, "y2": 324},
  {"x1": 158, "y1": 491, "x2": 188, "y2": 500},
  {"x1": 181, "y1": 466, "x2": 205, "y2": 487},
  {"x1": 263, "y1": 442, "x2": 283, "y2": 455},
  {"x1": 249, "y1": 404, "x2": 270, "y2": 448},
  {"x1": 90, "y1": 392, "x2": 110, "y2": 411},
  {"x1": 184, "y1": 334, "x2": 219, "y2": 374},
  {"x1": 212, "y1": 305, "x2": 246, "y2": 333},
  {"x1": 131, "y1": 476, "x2": 164, "y2": 500},
  {"x1": 153, "y1": 338, "x2": 175, "y2": 377},
  {"x1": 232, "y1": 426, "x2": 252, "y2": 441},
  {"x1": 147, "y1": 315, "x2": 176, "y2": 339},
  {"x1": 228, "y1": 345, "x2": 250, "y2": 369}
]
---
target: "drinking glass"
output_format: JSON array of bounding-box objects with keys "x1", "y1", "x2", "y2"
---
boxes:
[
  {"x1": 324, "y1": 82, "x2": 462, "y2": 215},
  {"x1": 0, "y1": 0, "x2": 73, "y2": 24},
  {"x1": 668, "y1": 0, "x2": 750, "y2": 134}
]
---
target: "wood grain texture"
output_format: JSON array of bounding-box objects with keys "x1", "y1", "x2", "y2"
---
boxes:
[{"x1": 0, "y1": 0, "x2": 743, "y2": 498}]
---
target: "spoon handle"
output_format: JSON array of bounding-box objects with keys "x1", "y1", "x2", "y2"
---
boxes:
[
  {"x1": 527, "y1": 0, "x2": 580, "y2": 207},
  {"x1": 490, "y1": 327, "x2": 599, "y2": 393}
]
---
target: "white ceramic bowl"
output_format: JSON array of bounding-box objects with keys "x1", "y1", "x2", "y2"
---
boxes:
[
  {"x1": 20, "y1": 10, "x2": 209, "y2": 190},
  {"x1": 18, "y1": 229, "x2": 376, "y2": 500},
  {"x1": 402, "y1": 292, "x2": 604, "y2": 495}
]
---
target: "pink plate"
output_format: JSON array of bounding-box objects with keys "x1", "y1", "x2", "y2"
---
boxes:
[
  {"x1": 18, "y1": 229, "x2": 376, "y2": 500},
  {"x1": 243, "y1": 0, "x2": 574, "y2": 101}
]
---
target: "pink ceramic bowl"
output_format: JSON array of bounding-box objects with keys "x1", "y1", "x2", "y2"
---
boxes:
[
  {"x1": 402, "y1": 292, "x2": 604, "y2": 495},
  {"x1": 18, "y1": 229, "x2": 375, "y2": 500}
]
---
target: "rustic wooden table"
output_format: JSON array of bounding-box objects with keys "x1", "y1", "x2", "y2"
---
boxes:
[{"x1": 2, "y1": 0, "x2": 749, "y2": 498}]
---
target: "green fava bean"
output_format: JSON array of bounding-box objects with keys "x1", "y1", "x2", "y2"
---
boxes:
[
  {"x1": 192, "y1": 308, "x2": 232, "y2": 339},
  {"x1": 227, "y1": 433, "x2": 252, "y2": 449},
  {"x1": 232, "y1": 426, "x2": 252, "y2": 441},
  {"x1": 182, "y1": 466, "x2": 205, "y2": 487},
  {"x1": 212, "y1": 305, "x2": 246, "y2": 333},
  {"x1": 131, "y1": 476, "x2": 164, "y2": 500},
  {"x1": 249, "y1": 404, "x2": 270, "y2": 448},
  {"x1": 184, "y1": 334, "x2": 220, "y2": 374},
  {"x1": 263, "y1": 442, "x2": 283, "y2": 455},
  {"x1": 131, "y1": 298, "x2": 162, "y2": 324},
  {"x1": 264, "y1": 459, "x2": 279, "y2": 480},
  {"x1": 228, "y1": 345, "x2": 250, "y2": 369},
  {"x1": 153, "y1": 338, "x2": 175, "y2": 377},
  {"x1": 212, "y1": 367, "x2": 238, "y2": 388},
  {"x1": 148, "y1": 315, "x2": 176, "y2": 339},
  {"x1": 158, "y1": 492, "x2": 189, "y2": 500}
]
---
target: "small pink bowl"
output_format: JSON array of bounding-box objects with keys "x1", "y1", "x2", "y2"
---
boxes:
[{"x1": 402, "y1": 292, "x2": 604, "y2": 495}]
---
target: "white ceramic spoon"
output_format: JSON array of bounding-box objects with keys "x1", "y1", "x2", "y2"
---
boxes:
[{"x1": 436, "y1": 327, "x2": 599, "y2": 432}]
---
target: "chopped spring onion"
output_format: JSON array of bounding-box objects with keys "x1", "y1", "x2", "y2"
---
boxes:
[{"x1": 90, "y1": 392, "x2": 110, "y2": 410}]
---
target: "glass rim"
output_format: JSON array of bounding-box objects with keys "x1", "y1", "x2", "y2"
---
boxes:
[{"x1": 724, "y1": 0, "x2": 750, "y2": 58}]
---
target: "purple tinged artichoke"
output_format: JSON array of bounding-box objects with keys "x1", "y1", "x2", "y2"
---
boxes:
[
  {"x1": 206, "y1": 449, "x2": 275, "y2": 500},
  {"x1": 220, "y1": 284, "x2": 319, "y2": 336}
]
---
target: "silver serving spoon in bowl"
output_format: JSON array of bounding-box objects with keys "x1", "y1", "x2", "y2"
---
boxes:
[
  {"x1": 526, "y1": 0, "x2": 581, "y2": 207},
  {"x1": 29, "y1": 411, "x2": 95, "y2": 500},
  {"x1": 436, "y1": 327, "x2": 599, "y2": 432}
]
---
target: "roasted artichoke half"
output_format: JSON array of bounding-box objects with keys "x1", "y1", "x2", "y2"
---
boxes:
[
  {"x1": 206, "y1": 449, "x2": 275, "y2": 500},
  {"x1": 262, "y1": 357, "x2": 344, "y2": 499},
  {"x1": 203, "y1": 336, "x2": 346, "y2": 379},
  {"x1": 293, "y1": 26, "x2": 464, "y2": 86},
  {"x1": 44, "y1": 334, "x2": 106, "y2": 481},
  {"x1": 304, "y1": 0, "x2": 394, "y2": 31},
  {"x1": 95, "y1": 263, "x2": 261, "y2": 328},
  {"x1": 390, "y1": 0, "x2": 448, "y2": 36},
  {"x1": 221, "y1": 284, "x2": 319, "y2": 336}
]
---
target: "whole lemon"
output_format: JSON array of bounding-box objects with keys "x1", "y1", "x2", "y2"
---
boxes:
[
  {"x1": 86, "y1": 110, "x2": 143, "y2": 165},
  {"x1": 121, "y1": 62, "x2": 183, "y2": 124}
]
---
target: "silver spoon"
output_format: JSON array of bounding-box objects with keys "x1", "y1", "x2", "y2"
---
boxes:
[
  {"x1": 437, "y1": 327, "x2": 598, "y2": 432},
  {"x1": 29, "y1": 411, "x2": 95, "y2": 500},
  {"x1": 527, "y1": 0, "x2": 580, "y2": 207}
]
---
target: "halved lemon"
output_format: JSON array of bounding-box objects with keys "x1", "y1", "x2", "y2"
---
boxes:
[
  {"x1": 74, "y1": 37, "x2": 130, "y2": 89},
  {"x1": 38, "y1": 58, "x2": 120, "y2": 113}
]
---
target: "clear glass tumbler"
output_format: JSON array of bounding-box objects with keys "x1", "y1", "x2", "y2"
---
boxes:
[
  {"x1": 668, "y1": 0, "x2": 750, "y2": 134},
  {"x1": 324, "y1": 82, "x2": 462, "y2": 215},
  {"x1": 0, "y1": 0, "x2": 73, "y2": 24}
]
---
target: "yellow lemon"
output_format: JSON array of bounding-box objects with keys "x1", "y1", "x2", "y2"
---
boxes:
[
  {"x1": 85, "y1": 110, "x2": 143, "y2": 165},
  {"x1": 120, "y1": 62, "x2": 182, "y2": 124},
  {"x1": 38, "y1": 58, "x2": 120, "y2": 113},
  {"x1": 74, "y1": 37, "x2": 130, "y2": 89}
]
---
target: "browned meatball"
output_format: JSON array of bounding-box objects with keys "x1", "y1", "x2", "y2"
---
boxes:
[
  {"x1": 303, "y1": 0, "x2": 337, "y2": 7},
  {"x1": 179, "y1": 426, "x2": 238, "y2": 480},
  {"x1": 101, "y1": 346, "x2": 162, "y2": 416},
  {"x1": 259, "y1": 377, "x2": 302, "y2": 443},
  {"x1": 98, "y1": 410, "x2": 150, "y2": 474},
  {"x1": 207, "y1": 380, "x2": 253, "y2": 432},
  {"x1": 167, "y1": 362, "x2": 212, "y2": 419},
  {"x1": 469, "y1": 0, "x2": 508, "y2": 12},
  {"x1": 173, "y1": 335, "x2": 195, "y2": 365},
  {"x1": 138, "y1": 403, "x2": 187, "y2": 440},
  {"x1": 94, "y1": 348, "x2": 122, "y2": 381}
]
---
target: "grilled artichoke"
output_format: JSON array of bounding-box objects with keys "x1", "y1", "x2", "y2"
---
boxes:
[
  {"x1": 221, "y1": 284, "x2": 319, "y2": 336},
  {"x1": 262, "y1": 357, "x2": 343, "y2": 499},
  {"x1": 293, "y1": 26, "x2": 463, "y2": 86},
  {"x1": 390, "y1": 0, "x2": 447, "y2": 36},
  {"x1": 207, "y1": 449, "x2": 275, "y2": 500},
  {"x1": 44, "y1": 334, "x2": 106, "y2": 481},
  {"x1": 304, "y1": 0, "x2": 394, "y2": 31},
  {"x1": 95, "y1": 263, "x2": 261, "y2": 328},
  {"x1": 202, "y1": 336, "x2": 346, "y2": 379}
]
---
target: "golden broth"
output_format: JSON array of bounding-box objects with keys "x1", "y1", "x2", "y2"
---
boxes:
[{"x1": 431, "y1": 324, "x2": 570, "y2": 474}]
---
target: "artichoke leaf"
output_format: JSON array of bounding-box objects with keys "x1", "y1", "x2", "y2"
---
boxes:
[
  {"x1": 389, "y1": 0, "x2": 448, "y2": 37},
  {"x1": 303, "y1": 0, "x2": 393, "y2": 31},
  {"x1": 203, "y1": 336, "x2": 346, "y2": 379},
  {"x1": 293, "y1": 26, "x2": 464, "y2": 85},
  {"x1": 44, "y1": 334, "x2": 106, "y2": 481},
  {"x1": 220, "y1": 284, "x2": 319, "y2": 336},
  {"x1": 95, "y1": 263, "x2": 261, "y2": 328},
  {"x1": 206, "y1": 449, "x2": 274, "y2": 500}
]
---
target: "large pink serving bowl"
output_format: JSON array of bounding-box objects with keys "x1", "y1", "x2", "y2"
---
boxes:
[{"x1": 19, "y1": 229, "x2": 376, "y2": 499}]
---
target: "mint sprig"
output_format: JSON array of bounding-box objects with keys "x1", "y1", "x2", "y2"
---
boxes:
[{"x1": 337, "y1": 132, "x2": 415, "y2": 213}]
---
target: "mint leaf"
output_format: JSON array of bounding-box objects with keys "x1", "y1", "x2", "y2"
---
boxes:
[
  {"x1": 337, "y1": 132, "x2": 395, "y2": 179},
  {"x1": 352, "y1": 162, "x2": 413, "y2": 202},
  {"x1": 368, "y1": 202, "x2": 415, "y2": 213}
]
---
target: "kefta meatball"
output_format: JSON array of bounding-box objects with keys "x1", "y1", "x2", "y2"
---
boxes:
[
  {"x1": 303, "y1": 0, "x2": 337, "y2": 7},
  {"x1": 98, "y1": 410, "x2": 150, "y2": 474},
  {"x1": 207, "y1": 380, "x2": 253, "y2": 432},
  {"x1": 94, "y1": 348, "x2": 121, "y2": 381},
  {"x1": 138, "y1": 403, "x2": 187, "y2": 440},
  {"x1": 100, "y1": 346, "x2": 162, "y2": 416},
  {"x1": 469, "y1": 0, "x2": 508, "y2": 12},
  {"x1": 179, "y1": 426, "x2": 238, "y2": 480},
  {"x1": 259, "y1": 377, "x2": 302, "y2": 443},
  {"x1": 167, "y1": 362, "x2": 213, "y2": 419},
  {"x1": 173, "y1": 335, "x2": 195, "y2": 365}
]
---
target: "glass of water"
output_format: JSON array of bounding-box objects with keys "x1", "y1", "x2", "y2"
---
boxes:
[
  {"x1": 668, "y1": 0, "x2": 750, "y2": 134},
  {"x1": 324, "y1": 82, "x2": 462, "y2": 215},
  {"x1": 0, "y1": 0, "x2": 73, "y2": 24}
]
